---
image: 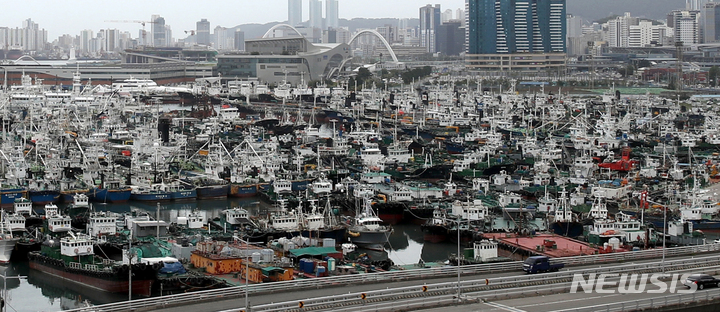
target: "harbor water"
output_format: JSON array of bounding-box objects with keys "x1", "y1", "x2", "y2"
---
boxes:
[{"x1": 5, "y1": 198, "x2": 459, "y2": 312}]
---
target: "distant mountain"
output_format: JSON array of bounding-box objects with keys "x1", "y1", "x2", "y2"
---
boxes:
[
  {"x1": 224, "y1": 18, "x2": 419, "y2": 41},
  {"x1": 567, "y1": 0, "x2": 685, "y2": 23}
]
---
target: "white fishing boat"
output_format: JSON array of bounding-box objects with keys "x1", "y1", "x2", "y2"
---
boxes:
[{"x1": 347, "y1": 197, "x2": 392, "y2": 251}]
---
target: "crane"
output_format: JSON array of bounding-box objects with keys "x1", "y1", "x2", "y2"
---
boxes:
[{"x1": 104, "y1": 20, "x2": 161, "y2": 43}]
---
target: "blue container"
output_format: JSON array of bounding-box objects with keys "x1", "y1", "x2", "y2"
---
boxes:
[
  {"x1": 300, "y1": 259, "x2": 310, "y2": 273},
  {"x1": 308, "y1": 261, "x2": 316, "y2": 273}
]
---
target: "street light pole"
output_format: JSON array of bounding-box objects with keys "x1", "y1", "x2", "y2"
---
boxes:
[
  {"x1": 245, "y1": 239, "x2": 249, "y2": 310},
  {"x1": 662, "y1": 198, "x2": 667, "y2": 274},
  {"x1": 128, "y1": 228, "x2": 132, "y2": 301},
  {"x1": 457, "y1": 215, "x2": 461, "y2": 300}
]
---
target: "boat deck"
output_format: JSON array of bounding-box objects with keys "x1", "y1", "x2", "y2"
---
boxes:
[{"x1": 482, "y1": 233, "x2": 594, "y2": 258}]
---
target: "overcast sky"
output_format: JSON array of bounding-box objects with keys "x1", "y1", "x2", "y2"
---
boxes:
[{"x1": 7, "y1": 0, "x2": 466, "y2": 39}]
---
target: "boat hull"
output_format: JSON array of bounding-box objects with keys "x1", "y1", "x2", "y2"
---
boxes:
[
  {"x1": 89, "y1": 188, "x2": 131, "y2": 203},
  {"x1": 421, "y1": 224, "x2": 447, "y2": 243},
  {"x1": 60, "y1": 190, "x2": 89, "y2": 203},
  {"x1": 0, "y1": 188, "x2": 27, "y2": 208},
  {"x1": 348, "y1": 230, "x2": 390, "y2": 251},
  {"x1": 29, "y1": 190, "x2": 61, "y2": 205},
  {"x1": 0, "y1": 238, "x2": 18, "y2": 263},
  {"x1": 196, "y1": 185, "x2": 229, "y2": 199},
  {"x1": 28, "y1": 259, "x2": 154, "y2": 297},
  {"x1": 551, "y1": 221, "x2": 585, "y2": 238},
  {"x1": 130, "y1": 192, "x2": 172, "y2": 202},
  {"x1": 170, "y1": 189, "x2": 197, "y2": 200},
  {"x1": 228, "y1": 184, "x2": 258, "y2": 198}
]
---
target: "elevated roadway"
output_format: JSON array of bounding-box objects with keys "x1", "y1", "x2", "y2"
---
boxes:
[{"x1": 65, "y1": 244, "x2": 720, "y2": 312}]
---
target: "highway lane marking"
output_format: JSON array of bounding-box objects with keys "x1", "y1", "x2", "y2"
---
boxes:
[
  {"x1": 483, "y1": 301, "x2": 527, "y2": 312},
  {"x1": 514, "y1": 293, "x2": 622, "y2": 308},
  {"x1": 551, "y1": 292, "x2": 690, "y2": 312}
]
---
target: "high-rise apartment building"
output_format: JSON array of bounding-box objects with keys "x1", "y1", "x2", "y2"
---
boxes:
[
  {"x1": 197, "y1": 19, "x2": 210, "y2": 45},
  {"x1": 566, "y1": 14, "x2": 582, "y2": 38},
  {"x1": 235, "y1": 30, "x2": 245, "y2": 51},
  {"x1": 79, "y1": 29, "x2": 94, "y2": 53},
  {"x1": 466, "y1": 0, "x2": 566, "y2": 54},
  {"x1": 309, "y1": 0, "x2": 323, "y2": 29},
  {"x1": 102, "y1": 28, "x2": 120, "y2": 52},
  {"x1": 288, "y1": 0, "x2": 302, "y2": 26},
  {"x1": 326, "y1": 0, "x2": 339, "y2": 29},
  {"x1": 420, "y1": 4, "x2": 441, "y2": 53}
]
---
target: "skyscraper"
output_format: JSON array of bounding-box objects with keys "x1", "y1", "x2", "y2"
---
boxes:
[
  {"x1": 235, "y1": 30, "x2": 245, "y2": 51},
  {"x1": 437, "y1": 21, "x2": 464, "y2": 55},
  {"x1": 79, "y1": 29, "x2": 94, "y2": 53},
  {"x1": 197, "y1": 19, "x2": 210, "y2": 45},
  {"x1": 466, "y1": 0, "x2": 566, "y2": 54},
  {"x1": 704, "y1": 2, "x2": 720, "y2": 43},
  {"x1": 420, "y1": 4, "x2": 441, "y2": 53},
  {"x1": 288, "y1": 0, "x2": 302, "y2": 26},
  {"x1": 151, "y1": 15, "x2": 166, "y2": 47},
  {"x1": 309, "y1": 0, "x2": 323, "y2": 29},
  {"x1": 326, "y1": 0, "x2": 339, "y2": 29},
  {"x1": 687, "y1": 0, "x2": 708, "y2": 10}
]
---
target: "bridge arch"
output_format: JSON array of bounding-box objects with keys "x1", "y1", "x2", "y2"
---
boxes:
[
  {"x1": 14, "y1": 55, "x2": 41, "y2": 65},
  {"x1": 262, "y1": 24, "x2": 305, "y2": 39},
  {"x1": 348, "y1": 29, "x2": 398, "y2": 63}
]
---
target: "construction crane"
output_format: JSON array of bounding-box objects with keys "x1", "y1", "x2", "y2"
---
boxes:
[{"x1": 104, "y1": 20, "x2": 160, "y2": 43}]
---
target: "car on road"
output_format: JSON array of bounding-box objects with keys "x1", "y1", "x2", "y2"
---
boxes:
[
  {"x1": 522, "y1": 256, "x2": 564, "y2": 274},
  {"x1": 683, "y1": 274, "x2": 720, "y2": 290}
]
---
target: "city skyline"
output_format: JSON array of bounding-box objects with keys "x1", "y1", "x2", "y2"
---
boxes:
[{"x1": 6, "y1": 0, "x2": 465, "y2": 39}]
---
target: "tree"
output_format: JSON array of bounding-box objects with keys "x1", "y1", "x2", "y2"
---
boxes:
[
  {"x1": 357, "y1": 67, "x2": 372, "y2": 85},
  {"x1": 709, "y1": 66, "x2": 720, "y2": 87}
]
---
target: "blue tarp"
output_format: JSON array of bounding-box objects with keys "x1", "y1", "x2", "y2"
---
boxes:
[{"x1": 159, "y1": 261, "x2": 187, "y2": 274}]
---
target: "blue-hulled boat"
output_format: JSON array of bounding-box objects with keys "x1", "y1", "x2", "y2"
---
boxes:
[
  {"x1": 444, "y1": 141, "x2": 465, "y2": 155},
  {"x1": 291, "y1": 178, "x2": 313, "y2": 192},
  {"x1": 170, "y1": 187, "x2": 197, "y2": 200},
  {"x1": 89, "y1": 180, "x2": 131, "y2": 203},
  {"x1": 196, "y1": 184, "x2": 229, "y2": 199},
  {"x1": 1, "y1": 187, "x2": 27, "y2": 208},
  {"x1": 228, "y1": 183, "x2": 258, "y2": 198},
  {"x1": 28, "y1": 190, "x2": 60, "y2": 206},
  {"x1": 60, "y1": 190, "x2": 89, "y2": 203},
  {"x1": 130, "y1": 188, "x2": 172, "y2": 201}
]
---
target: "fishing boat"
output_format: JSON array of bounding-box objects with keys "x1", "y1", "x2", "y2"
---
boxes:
[
  {"x1": 89, "y1": 180, "x2": 131, "y2": 203},
  {"x1": 347, "y1": 197, "x2": 392, "y2": 251},
  {"x1": 421, "y1": 208, "x2": 449, "y2": 243},
  {"x1": 130, "y1": 185, "x2": 172, "y2": 202},
  {"x1": 65, "y1": 193, "x2": 91, "y2": 218},
  {"x1": 28, "y1": 190, "x2": 61, "y2": 206},
  {"x1": 27, "y1": 232, "x2": 159, "y2": 297},
  {"x1": 0, "y1": 186, "x2": 27, "y2": 209},
  {"x1": 0, "y1": 213, "x2": 19, "y2": 263},
  {"x1": 228, "y1": 183, "x2": 259, "y2": 198}
]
